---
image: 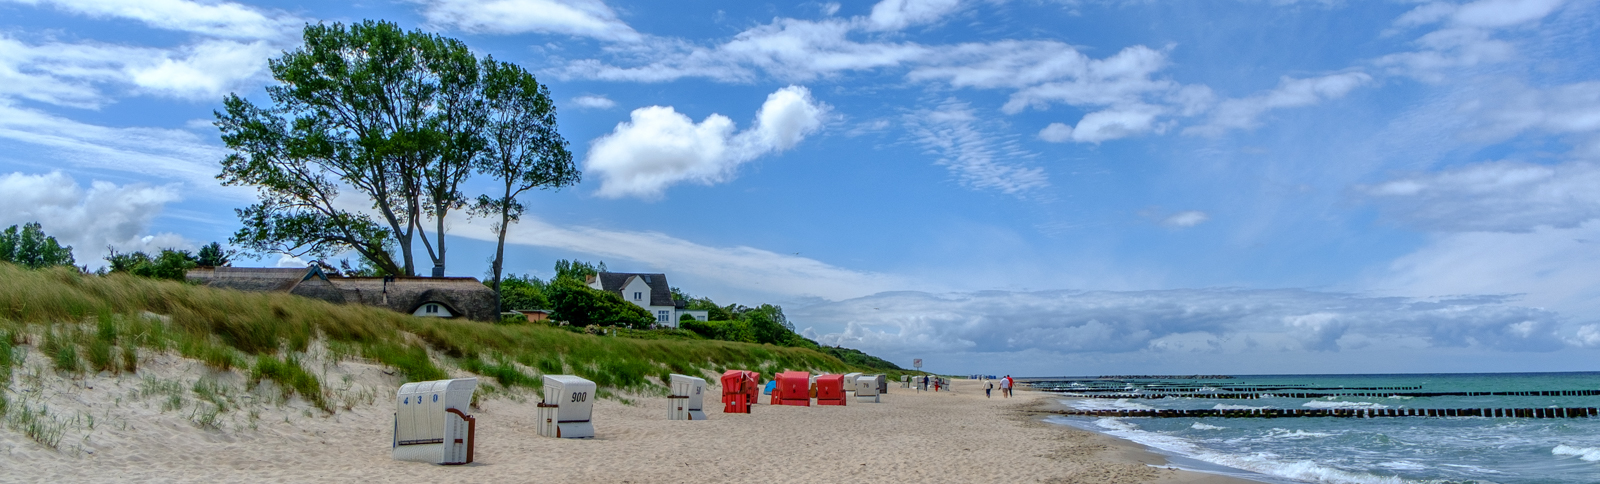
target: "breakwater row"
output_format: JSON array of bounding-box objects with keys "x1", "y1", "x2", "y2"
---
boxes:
[{"x1": 1045, "y1": 407, "x2": 1599, "y2": 419}]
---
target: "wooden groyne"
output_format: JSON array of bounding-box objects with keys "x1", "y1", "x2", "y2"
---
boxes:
[
  {"x1": 1040, "y1": 389, "x2": 1600, "y2": 399},
  {"x1": 1043, "y1": 407, "x2": 1599, "y2": 419}
]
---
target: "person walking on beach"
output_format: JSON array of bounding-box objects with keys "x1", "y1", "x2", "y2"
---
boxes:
[
  {"x1": 985, "y1": 379, "x2": 993, "y2": 398},
  {"x1": 999, "y1": 375, "x2": 1012, "y2": 398}
]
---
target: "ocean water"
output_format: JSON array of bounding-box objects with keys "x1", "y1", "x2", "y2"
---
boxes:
[{"x1": 1034, "y1": 372, "x2": 1600, "y2": 484}]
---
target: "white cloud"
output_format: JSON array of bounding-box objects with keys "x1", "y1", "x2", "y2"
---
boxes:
[
  {"x1": 416, "y1": 0, "x2": 642, "y2": 42},
  {"x1": 1067, "y1": 104, "x2": 1166, "y2": 143},
  {"x1": 867, "y1": 0, "x2": 963, "y2": 31},
  {"x1": 1362, "y1": 160, "x2": 1600, "y2": 233},
  {"x1": 448, "y1": 214, "x2": 908, "y2": 301},
  {"x1": 0, "y1": 171, "x2": 188, "y2": 266},
  {"x1": 585, "y1": 85, "x2": 827, "y2": 199},
  {"x1": 0, "y1": 101, "x2": 232, "y2": 192},
  {"x1": 0, "y1": 35, "x2": 276, "y2": 106},
  {"x1": 571, "y1": 95, "x2": 617, "y2": 109},
  {"x1": 3, "y1": 0, "x2": 301, "y2": 40},
  {"x1": 1372, "y1": 220, "x2": 1600, "y2": 318},
  {"x1": 792, "y1": 288, "x2": 1573, "y2": 360},
  {"x1": 1379, "y1": 0, "x2": 1567, "y2": 82},
  {"x1": 820, "y1": 2, "x2": 841, "y2": 16},
  {"x1": 1186, "y1": 72, "x2": 1373, "y2": 136},
  {"x1": 1162, "y1": 210, "x2": 1210, "y2": 228},
  {"x1": 907, "y1": 100, "x2": 1049, "y2": 195},
  {"x1": 1038, "y1": 122, "x2": 1073, "y2": 142}
]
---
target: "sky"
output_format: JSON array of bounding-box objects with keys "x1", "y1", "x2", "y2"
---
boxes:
[{"x1": 2, "y1": 0, "x2": 1599, "y2": 376}]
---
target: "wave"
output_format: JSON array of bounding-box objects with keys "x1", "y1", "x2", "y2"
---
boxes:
[
  {"x1": 1213, "y1": 404, "x2": 1271, "y2": 410},
  {"x1": 1071, "y1": 417, "x2": 1428, "y2": 484},
  {"x1": 1302, "y1": 400, "x2": 1390, "y2": 409},
  {"x1": 1190, "y1": 422, "x2": 1226, "y2": 430},
  {"x1": 1068, "y1": 398, "x2": 1155, "y2": 411},
  {"x1": 1554, "y1": 445, "x2": 1600, "y2": 462}
]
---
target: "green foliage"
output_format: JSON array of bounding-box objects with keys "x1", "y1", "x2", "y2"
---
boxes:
[
  {"x1": 472, "y1": 57, "x2": 579, "y2": 314},
  {"x1": 552, "y1": 259, "x2": 604, "y2": 282},
  {"x1": 493, "y1": 273, "x2": 548, "y2": 311},
  {"x1": 251, "y1": 354, "x2": 328, "y2": 412},
  {"x1": 546, "y1": 277, "x2": 653, "y2": 328},
  {"x1": 0, "y1": 223, "x2": 75, "y2": 269},
  {"x1": 196, "y1": 242, "x2": 236, "y2": 267},
  {"x1": 104, "y1": 248, "x2": 198, "y2": 281}
]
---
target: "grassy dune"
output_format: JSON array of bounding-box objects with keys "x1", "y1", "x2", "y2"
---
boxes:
[{"x1": 0, "y1": 263, "x2": 887, "y2": 414}]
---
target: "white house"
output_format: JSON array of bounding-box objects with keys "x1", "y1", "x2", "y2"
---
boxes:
[{"x1": 585, "y1": 272, "x2": 709, "y2": 327}]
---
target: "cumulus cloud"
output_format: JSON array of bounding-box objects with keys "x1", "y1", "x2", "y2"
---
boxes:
[
  {"x1": 1362, "y1": 160, "x2": 1600, "y2": 233},
  {"x1": 571, "y1": 95, "x2": 617, "y2": 109},
  {"x1": 1186, "y1": 72, "x2": 1373, "y2": 136},
  {"x1": 416, "y1": 0, "x2": 642, "y2": 42},
  {"x1": 793, "y1": 288, "x2": 1572, "y2": 362},
  {"x1": 585, "y1": 86, "x2": 827, "y2": 199},
  {"x1": 2, "y1": 0, "x2": 302, "y2": 40},
  {"x1": 0, "y1": 171, "x2": 188, "y2": 265},
  {"x1": 908, "y1": 101, "x2": 1049, "y2": 195},
  {"x1": 867, "y1": 0, "x2": 963, "y2": 31}
]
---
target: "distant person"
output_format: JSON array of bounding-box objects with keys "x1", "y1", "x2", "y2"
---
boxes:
[
  {"x1": 1000, "y1": 375, "x2": 1012, "y2": 398},
  {"x1": 985, "y1": 379, "x2": 994, "y2": 398}
]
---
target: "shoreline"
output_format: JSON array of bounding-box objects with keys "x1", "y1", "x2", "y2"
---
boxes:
[
  {"x1": 1008, "y1": 386, "x2": 1267, "y2": 484},
  {"x1": 3, "y1": 362, "x2": 1266, "y2": 482}
]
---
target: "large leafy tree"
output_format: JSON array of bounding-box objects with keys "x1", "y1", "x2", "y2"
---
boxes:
[
  {"x1": 0, "y1": 223, "x2": 75, "y2": 269},
  {"x1": 472, "y1": 58, "x2": 579, "y2": 314},
  {"x1": 216, "y1": 20, "x2": 484, "y2": 276}
]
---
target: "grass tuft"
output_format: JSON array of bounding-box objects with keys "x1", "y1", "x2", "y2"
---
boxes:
[{"x1": 251, "y1": 354, "x2": 328, "y2": 412}]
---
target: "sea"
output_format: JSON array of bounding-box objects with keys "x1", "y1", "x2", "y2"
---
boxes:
[{"x1": 1032, "y1": 372, "x2": 1600, "y2": 484}]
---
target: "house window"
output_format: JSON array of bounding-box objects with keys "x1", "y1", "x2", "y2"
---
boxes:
[
  {"x1": 634, "y1": 292, "x2": 642, "y2": 300},
  {"x1": 425, "y1": 304, "x2": 438, "y2": 314},
  {"x1": 657, "y1": 310, "x2": 669, "y2": 322}
]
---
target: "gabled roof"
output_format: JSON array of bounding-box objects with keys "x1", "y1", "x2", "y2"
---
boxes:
[{"x1": 589, "y1": 271, "x2": 675, "y2": 307}]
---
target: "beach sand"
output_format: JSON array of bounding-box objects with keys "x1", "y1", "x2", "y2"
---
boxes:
[{"x1": 1, "y1": 354, "x2": 1257, "y2": 483}]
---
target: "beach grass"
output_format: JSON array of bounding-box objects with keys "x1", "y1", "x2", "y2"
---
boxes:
[{"x1": 0, "y1": 263, "x2": 885, "y2": 412}]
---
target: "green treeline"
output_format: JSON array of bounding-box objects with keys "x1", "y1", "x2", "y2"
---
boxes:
[{"x1": 490, "y1": 259, "x2": 903, "y2": 372}]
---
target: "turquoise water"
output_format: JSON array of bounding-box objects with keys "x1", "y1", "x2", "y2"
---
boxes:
[{"x1": 1035, "y1": 373, "x2": 1600, "y2": 484}]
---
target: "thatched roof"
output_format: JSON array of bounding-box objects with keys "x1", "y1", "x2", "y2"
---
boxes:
[
  {"x1": 186, "y1": 267, "x2": 496, "y2": 322},
  {"x1": 331, "y1": 277, "x2": 497, "y2": 322}
]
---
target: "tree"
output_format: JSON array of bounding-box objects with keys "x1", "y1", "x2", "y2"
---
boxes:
[
  {"x1": 546, "y1": 277, "x2": 652, "y2": 328},
  {"x1": 105, "y1": 248, "x2": 197, "y2": 281},
  {"x1": 471, "y1": 58, "x2": 579, "y2": 314},
  {"x1": 196, "y1": 242, "x2": 236, "y2": 267},
  {"x1": 552, "y1": 259, "x2": 604, "y2": 282},
  {"x1": 0, "y1": 223, "x2": 75, "y2": 269},
  {"x1": 216, "y1": 20, "x2": 486, "y2": 277},
  {"x1": 491, "y1": 273, "x2": 549, "y2": 311}
]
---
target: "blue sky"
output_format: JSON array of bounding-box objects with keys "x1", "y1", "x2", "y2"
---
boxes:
[{"x1": 2, "y1": 0, "x2": 1599, "y2": 375}]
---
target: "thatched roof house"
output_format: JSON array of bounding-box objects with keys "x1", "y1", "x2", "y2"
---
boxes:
[{"x1": 187, "y1": 266, "x2": 497, "y2": 322}]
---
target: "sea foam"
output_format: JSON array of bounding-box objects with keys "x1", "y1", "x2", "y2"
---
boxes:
[
  {"x1": 1554, "y1": 445, "x2": 1600, "y2": 462},
  {"x1": 1302, "y1": 400, "x2": 1389, "y2": 409}
]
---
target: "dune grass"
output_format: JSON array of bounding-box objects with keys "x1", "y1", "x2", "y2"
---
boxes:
[{"x1": 0, "y1": 263, "x2": 879, "y2": 412}]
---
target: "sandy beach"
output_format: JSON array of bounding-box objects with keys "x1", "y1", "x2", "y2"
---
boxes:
[{"x1": 1, "y1": 353, "x2": 1256, "y2": 483}]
